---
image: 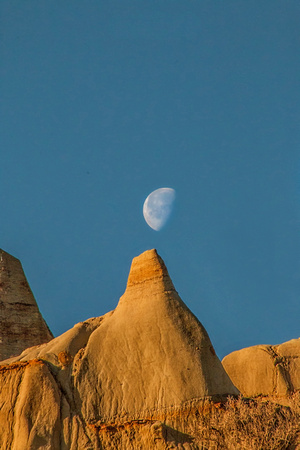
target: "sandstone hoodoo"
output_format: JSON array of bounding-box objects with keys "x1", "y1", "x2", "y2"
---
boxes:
[
  {"x1": 0, "y1": 249, "x2": 53, "y2": 361},
  {"x1": 76, "y1": 249, "x2": 239, "y2": 421},
  {"x1": 0, "y1": 249, "x2": 239, "y2": 449}
]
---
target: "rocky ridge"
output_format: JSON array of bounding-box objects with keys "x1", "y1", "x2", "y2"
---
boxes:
[{"x1": 0, "y1": 249, "x2": 238, "y2": 449}]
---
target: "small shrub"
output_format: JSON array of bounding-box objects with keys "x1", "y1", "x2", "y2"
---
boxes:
[{"x1": 192, "y1": 394, "x2": 300, "y2": 449}]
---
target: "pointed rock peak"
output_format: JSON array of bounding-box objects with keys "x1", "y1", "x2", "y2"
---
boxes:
[
  {"x1": 74, "y1": 249, "x2": 239, "y2": 421},
  {"x1": 0, "y1": 249, "x2": 34, "y2": 304},
  {"x1": 0, "y1": 249, "x2": 53, "y2": 361},
  {"x1": 126, "y1": 249, "x2": 175, "y2": 291}
]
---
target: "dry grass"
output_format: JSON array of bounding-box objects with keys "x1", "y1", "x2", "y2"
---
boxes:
[{"x1": 192, "y1": 394, "x2": 300, "y2": 450}]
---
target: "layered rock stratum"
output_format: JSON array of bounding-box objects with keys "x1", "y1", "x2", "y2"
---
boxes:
[
  {"x1": 222, "y1": 338, "x2": 300, "y2": 400},
  {"x1": 0, "y1": 249, "x2": 239, "y2": 449},
  {"x1": 0, "y1": 249, "x2": 53, "y2": 361}
]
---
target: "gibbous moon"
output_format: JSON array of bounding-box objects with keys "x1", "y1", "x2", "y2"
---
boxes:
[{"x1": 143, "y1": 188, "x2": 176, "y2": 231}]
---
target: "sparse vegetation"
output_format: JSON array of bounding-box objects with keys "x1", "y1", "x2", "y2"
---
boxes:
[{"x1": 191, "y1": 394, "x2": 300, "y2": 449}]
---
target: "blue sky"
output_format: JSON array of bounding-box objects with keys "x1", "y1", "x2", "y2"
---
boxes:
[{"x1": 1, "y1": 1, "x2": 299, "y2": 358}]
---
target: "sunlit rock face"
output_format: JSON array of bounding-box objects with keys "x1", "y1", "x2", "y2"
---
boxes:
[
  {"x1": 0, "y1": 249, "x2": 53, "y2": 361},
  {"x1": 76, "y1": 249, "x2": 239, "y2": 422},
  {"x1": 0, "y1": 249, "x2": 238, "y2": 449},
  {"x1": 222, "y1": 338, "x2": 300, "y2": 399}
]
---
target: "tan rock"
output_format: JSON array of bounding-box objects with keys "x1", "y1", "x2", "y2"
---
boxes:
[
  {"x1": 0, "y1": 249, "x2": 239, "y2": 449},
  {"x1": 0, "y1": 360, "x2": 61, "y2": 449},
  {"x1": 0, "y1": 249, "x2": 53, "y2": 361},
  {"x1": 75, "y1": 249, "x2": 239, "y2": 423},
  {"x1": 222, "y1": 338, "x2": 300, "y2": 399}
]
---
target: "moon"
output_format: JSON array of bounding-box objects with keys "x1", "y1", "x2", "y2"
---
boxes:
[{"x1": 143, "y1": 188, "x2": 176, "y2": 231}]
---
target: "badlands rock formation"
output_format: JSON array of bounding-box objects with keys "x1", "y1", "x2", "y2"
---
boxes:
[
  {"x1": 0, "y1": 249, "x2": 53, "y2": 361},
  {"x1": 0, "y1": 249, "x2": 238, "y2": 449},
  {"x1": 222, "y1": 338, "x2": 300, "y2": 399}
]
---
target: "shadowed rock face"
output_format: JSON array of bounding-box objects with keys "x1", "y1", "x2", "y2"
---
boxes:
[
  {"x1": 222, "y1": 338, "x2": 300, "y2": 399},
  {"x1": 0, "y1": 249, "x2": 239, "y2": 449},
  {"x1": 0, "y1": 249, "x2": 53, "y2": 361}
]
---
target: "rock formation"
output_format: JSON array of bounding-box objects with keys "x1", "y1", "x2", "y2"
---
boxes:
[
  {"x1": 0, "y1": 249, "x2": 53, "y2": 361},
  {"x1": 222, "y1": 338, "x2": 300, "y2": 399},
  {"x1": 0, "y1": 249, "x2": 239, "y2": 449}
]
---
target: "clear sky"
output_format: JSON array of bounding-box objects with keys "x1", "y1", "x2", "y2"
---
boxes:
[{"x1": 1, "y1": 1, "x2": 299, "y2": 358}]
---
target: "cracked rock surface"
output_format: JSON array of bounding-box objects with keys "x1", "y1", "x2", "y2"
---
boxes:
[{"x1": 0, "y1": 249, "x2": 238, "y2": 449}]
